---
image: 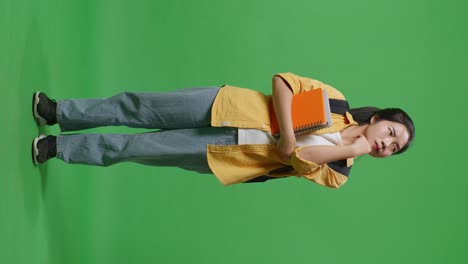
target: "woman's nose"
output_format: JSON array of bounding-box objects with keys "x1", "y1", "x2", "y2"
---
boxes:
[{"x1": 382, "y1": 138, "x2": 392, "y2": 149}]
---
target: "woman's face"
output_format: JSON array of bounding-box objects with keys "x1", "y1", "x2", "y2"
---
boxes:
[{"x1": 364, "y1": 117, "x2": 410, "y2": 158}]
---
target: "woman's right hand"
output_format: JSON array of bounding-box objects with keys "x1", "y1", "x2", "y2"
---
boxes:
[
  {"x1": 277, "y1": 135, "x2": 296, "y2": 163},
  {"x1": 351, "y1": 135, "x2": 372, "y2": 156}
]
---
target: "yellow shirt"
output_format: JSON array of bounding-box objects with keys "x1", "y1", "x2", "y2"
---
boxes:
[{"x1": 207, "y1": 72, "x2": 358, "y2": 188}]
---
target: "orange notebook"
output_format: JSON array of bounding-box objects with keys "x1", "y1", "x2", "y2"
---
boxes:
[{"x1": 269, "y1": 88, "x2": 332, "y2": 136}]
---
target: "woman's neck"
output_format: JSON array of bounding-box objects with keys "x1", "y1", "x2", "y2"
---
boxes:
[{"x1": 340, "y1": 124, "x2": 368, "y2": 145}]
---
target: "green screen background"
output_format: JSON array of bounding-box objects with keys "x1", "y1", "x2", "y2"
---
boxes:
[{"x1": 1, "y1": 0, "x2": 467, "y2": 263}]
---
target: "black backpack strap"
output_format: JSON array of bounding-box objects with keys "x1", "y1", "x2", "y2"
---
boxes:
[
  {"x1": 329, "y1": 99, "x2": 350, "y2": 115},
  {"x1": 243, "y1": 166, "x2": 294, "y2": 183},
  {"x1": 243, "y1": 175, "x2": 280, "y2": 183},
  {"x1": 327, "y1": 159, "x2": 352, "y2": 177}
]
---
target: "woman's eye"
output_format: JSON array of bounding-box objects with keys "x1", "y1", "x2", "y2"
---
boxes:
[{"x1": 388, "y1": 128, "x2": 393, "y2": 136}]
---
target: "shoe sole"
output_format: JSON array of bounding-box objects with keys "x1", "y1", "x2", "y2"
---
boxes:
[
  {"x1": 33, "y1": 92, "x2": 47, "y2": 127},
  {"x1": 32, "y1": 134, "x2": 47, "y2": 165}
]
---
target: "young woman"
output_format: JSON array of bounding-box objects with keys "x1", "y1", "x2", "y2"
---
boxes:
[{"x1": 32, "y1": 73, "x2": 415, "y2": 189}]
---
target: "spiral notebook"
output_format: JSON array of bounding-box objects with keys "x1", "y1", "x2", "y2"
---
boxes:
[{"x1": 269, "y1": 88, "x2": 332, "y2": 136}]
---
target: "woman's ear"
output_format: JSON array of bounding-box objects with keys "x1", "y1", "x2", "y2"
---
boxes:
[{"x1": 370, "y1": 115, "x2": 377, "y2": 124}]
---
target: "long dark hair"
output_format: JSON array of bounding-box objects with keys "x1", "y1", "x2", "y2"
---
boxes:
[{"x1": 348, "y1": 107, "x2": 415, "y2": 155}]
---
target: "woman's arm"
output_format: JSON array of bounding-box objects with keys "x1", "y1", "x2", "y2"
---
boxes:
[
  {"x1": 297, "y1": 145, "x2": 355, "y2": 165},
  {"x1": 272, "y1": 75, "x2": 296, "y2": 162},
  {"x1": 297, "y1": 135, "x2": 371, "y2": 165}
]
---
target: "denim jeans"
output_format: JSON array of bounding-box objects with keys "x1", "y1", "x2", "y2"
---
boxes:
[{"x1": 55, "y1": 87, "x2": 238, "y2": 173}]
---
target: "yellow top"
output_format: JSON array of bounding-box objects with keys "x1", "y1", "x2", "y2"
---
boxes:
[{"x1": 207, "y1": 72, "x2": 358, "y2": 188}]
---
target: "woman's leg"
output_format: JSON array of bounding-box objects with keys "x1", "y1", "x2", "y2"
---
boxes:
[
  {"x1": 57, "y1": 87, "x2": 220, "y2": 132},
  {"x1": 56, "y1": 127, "x2": 237, "y2": 174}
]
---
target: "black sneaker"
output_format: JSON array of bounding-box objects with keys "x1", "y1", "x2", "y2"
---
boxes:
[
  {"x1": 32, "y1": 135, "x2": 57, "y2": 164},
  {"x1": 33, "y1": 92, "x2": 57, "y2": 126}
]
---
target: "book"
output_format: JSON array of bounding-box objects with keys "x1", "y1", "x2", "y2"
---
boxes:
[{"x1": 269, "y1": 88, "x2": 332, "y2": 136}]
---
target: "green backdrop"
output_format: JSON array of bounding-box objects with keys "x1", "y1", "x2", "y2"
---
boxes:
[{"x1": 1, "y1": 0, "x2": 467, "y2": 263}]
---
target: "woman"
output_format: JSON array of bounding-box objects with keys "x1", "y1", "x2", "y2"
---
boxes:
[{"x1": 32, "y1": 72, "x2": 415, "y2": 189}]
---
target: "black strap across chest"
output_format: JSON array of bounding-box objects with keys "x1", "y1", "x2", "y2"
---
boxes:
[{"x1": 328, "y1": 99, "x2": 349, "y2": 115}]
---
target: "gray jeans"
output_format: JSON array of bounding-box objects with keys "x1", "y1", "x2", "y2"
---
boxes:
[{"x1": 56, "y1": 87, "x2": 237, "y2": 173}]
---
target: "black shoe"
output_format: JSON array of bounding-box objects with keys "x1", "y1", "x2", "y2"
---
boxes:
[
  {"x1": 33, "y1": 92, "x2": 57, "y2": 126},
  {"x1": 32, "y1": 135, "x2": 57, "y2": 164}
]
